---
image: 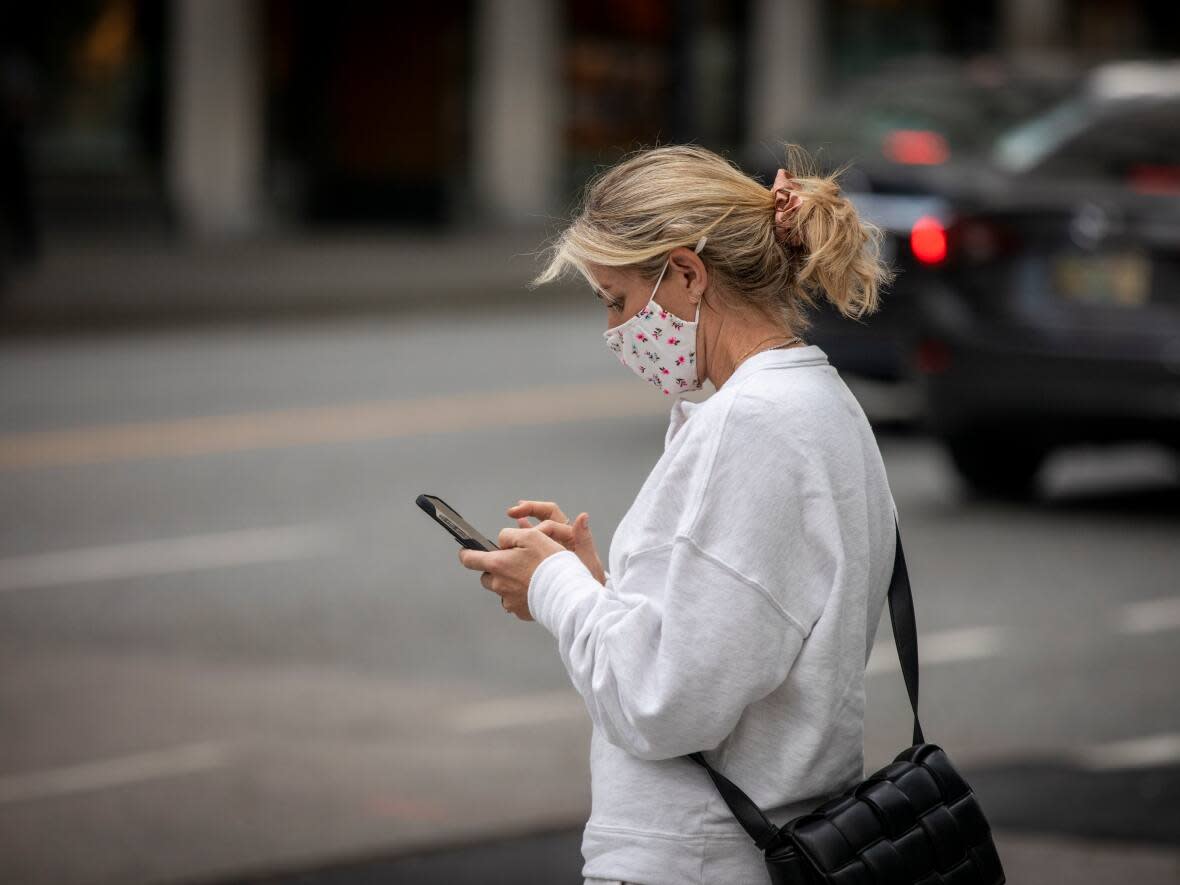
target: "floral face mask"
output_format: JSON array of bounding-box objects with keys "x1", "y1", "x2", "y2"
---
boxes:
[{"x1": 602, "y1": 236, "x2": 707, "y2": 397}]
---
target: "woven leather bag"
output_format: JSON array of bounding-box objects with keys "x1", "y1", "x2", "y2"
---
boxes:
[{"x1": 687, "y1": 520, "x2": 1006, "y2": 884}]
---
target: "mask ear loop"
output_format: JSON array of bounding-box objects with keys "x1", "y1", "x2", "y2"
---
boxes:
[
  {"x1": 649, "y1": 256, "x2": 673, "y2": 303},
  {"x1": 691, "y1": 235, "x2": 707, "y2": 322},
  {"x1": 652, "y1": 235, "x2": 709, "y2": 320}
]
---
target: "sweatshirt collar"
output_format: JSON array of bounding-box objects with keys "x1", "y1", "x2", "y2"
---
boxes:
[
  {"x1": 719, "y1": 343, "x2": 829, "y2": 391},
  {"x1": 665, "y1": 345, "x2": 829, "y2": 446}
]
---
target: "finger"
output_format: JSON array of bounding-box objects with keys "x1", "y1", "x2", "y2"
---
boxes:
[
  {"x1": 573, "y1": 513, "x2": 606, "y2": 582},
  {"x1": 458, "y1": 547, "x2": 493, "y2": 571},
  {"x1": 497, "y1": 526, "x2": 527, "y2": 548},
  {"x1": 510, "y1": 508, "x2": 535, "y2": 526},
  {"x1": 506, "y1": 500, "x2": 569, "y2": 525},
  {"x1": 573, "y1": 512, "x2": 590, "y2": 545},
  {"x1": 534, "y1": 519, "x2": 574, "y2": 544},
  {"x1": 497, "y1": 525, "x2": 551, "y2": 550}
]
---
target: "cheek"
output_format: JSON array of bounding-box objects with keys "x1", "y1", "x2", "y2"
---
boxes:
[{"x1": 605, "y1": 302, "x2": 632, "y2": 331}]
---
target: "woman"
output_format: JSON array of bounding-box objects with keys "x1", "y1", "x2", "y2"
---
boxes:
[{"x1": 458, "y1": 145, "x2": 899, "y2": 885}]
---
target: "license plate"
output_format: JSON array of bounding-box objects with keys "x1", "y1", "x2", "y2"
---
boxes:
[{"x1": 1052, "y1": 251, "x2": 1151, "y2": 307}]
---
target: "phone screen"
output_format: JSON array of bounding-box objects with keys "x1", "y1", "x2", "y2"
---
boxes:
[{"x1": 416, "y1": 494, "x2": 499, "y2": 552}]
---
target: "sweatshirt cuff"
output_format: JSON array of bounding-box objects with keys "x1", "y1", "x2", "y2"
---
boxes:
[{"x1": 528, "y1": 549, "x2": 600, "y2": 635}]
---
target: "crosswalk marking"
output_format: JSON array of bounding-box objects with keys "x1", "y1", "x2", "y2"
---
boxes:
[
  {"x1": 1116, "y1": 597, "x2": 1180, "y2": 634},
  {"x1": 867, "y1": 625, "x2": 1007, "y2": 674},
  {"x1": 1070, "y1": 733, "x2": 1180, "y2": 771}
]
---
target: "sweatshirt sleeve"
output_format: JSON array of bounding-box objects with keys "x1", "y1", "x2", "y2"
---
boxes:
[{"x1": 528, "y1": 538, "x2": 806, "y2": 761}]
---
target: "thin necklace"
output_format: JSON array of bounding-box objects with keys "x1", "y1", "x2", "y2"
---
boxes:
[{"x1": 734, "y1": 333, "x2": 805, "y2": 367}]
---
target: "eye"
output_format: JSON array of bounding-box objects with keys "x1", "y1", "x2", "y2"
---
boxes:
[{"x1": 596, "y1": 290, "x2": 623, "y2": 311}]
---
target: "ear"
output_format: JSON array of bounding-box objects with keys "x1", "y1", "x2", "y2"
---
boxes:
[{"x1": 667, "y1": 247, "x2": 708, "y2": 299}]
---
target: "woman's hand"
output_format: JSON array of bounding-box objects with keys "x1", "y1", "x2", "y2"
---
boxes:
[
  {"x1": 507, "y1": 500, "x2": 607, "y2": 586},
  {"x1": 458, "y1": 525, "x2": 566, "y2": 621}
]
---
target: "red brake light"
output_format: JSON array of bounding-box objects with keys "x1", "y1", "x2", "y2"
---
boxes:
[
  {"x1": 1128, "y1": 164, "x2": 1180, "y2": 195},
  {"x1": 882, "y1": 130, "x2": 951, "y2": 165},
  {"x1": 910, "y1": 216, "x2": 948, "y2": 265}
]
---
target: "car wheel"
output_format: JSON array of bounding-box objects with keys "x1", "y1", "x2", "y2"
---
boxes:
[{"x1": 943, "y1": 431, "x2": 1049, "y2": 500}]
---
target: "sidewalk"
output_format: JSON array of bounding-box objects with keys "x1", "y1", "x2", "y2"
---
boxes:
[{"x1": 0, "y1": 229, "x2": 582, "y2": 332}]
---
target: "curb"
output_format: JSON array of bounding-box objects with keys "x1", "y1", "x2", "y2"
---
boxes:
[{"x1": 0, "y1": 232, "x2": 584, "y2": 334}]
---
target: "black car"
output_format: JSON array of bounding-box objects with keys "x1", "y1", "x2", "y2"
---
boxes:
[
  {"x1": 743, "y1": 56, "x2": 1078, "y2": 381},
  {"x1": 911, "y1": 62, "x2": 1180, "y2": 497}
]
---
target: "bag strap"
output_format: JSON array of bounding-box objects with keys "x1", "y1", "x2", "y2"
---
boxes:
[
  {"x1": 687, "y1": 517, "x2": 924, "y2": 847},
  {"x1": 886, "y1": 518, "x2": 925, "y2": 747}
]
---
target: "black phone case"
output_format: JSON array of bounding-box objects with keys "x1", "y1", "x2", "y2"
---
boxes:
[{"x1": 416, "y1": 493, "x2": 499, "y2": 552}]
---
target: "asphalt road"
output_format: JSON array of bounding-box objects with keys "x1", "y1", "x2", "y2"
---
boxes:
[{"x1": 1, "y1": 301, "x2": 1178, "y2": 885}]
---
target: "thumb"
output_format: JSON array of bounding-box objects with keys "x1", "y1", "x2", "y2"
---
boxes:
[
  {"x1": 573, "y1": 513, "x2": 606, "y2": 584},
  {"x1": 572, "y1": 512, "x2": 591, "y2": 547}
]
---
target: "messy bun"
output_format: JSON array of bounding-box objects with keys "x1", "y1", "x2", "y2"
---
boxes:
[{"x1": 532, "y1": 143, "x2": 894, "y2": 334}]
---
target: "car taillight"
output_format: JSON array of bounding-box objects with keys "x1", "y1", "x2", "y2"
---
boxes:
[
  {"x1": 1128, "y1": 164, "x2": 1180, "y2": 195},
  {"x1": 910, "y1": 216, "x2": 948, "y2": 265},
  {"x1": 882, "y1": 130, "x2": 951, "y2": 165}
]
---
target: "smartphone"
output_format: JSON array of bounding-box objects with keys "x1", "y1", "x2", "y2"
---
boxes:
[{"x1": 416, "y1": 494, "x2": 500, "y2": 552}]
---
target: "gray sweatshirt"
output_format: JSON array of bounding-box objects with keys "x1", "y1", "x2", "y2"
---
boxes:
[{"x1": 528, "y1": 345, "x2": 899, "y2": 885}]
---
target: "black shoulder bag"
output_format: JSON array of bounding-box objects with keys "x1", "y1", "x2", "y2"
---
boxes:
[{"x1": 687, "y1": 520, "x2": 1006, "y2": 884}]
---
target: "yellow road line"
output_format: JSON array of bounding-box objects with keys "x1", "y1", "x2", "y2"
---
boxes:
[{"x1": 0, "y1": 380, "x2": 665, "y2": 470}]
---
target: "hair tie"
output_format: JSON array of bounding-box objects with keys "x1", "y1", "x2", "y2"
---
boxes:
[{"x1": 771, "y1": 168, "x2": 804, "y2": 246}]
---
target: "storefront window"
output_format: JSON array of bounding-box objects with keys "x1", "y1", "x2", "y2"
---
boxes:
[{"x1": 561, "y1": 0, "x2": 745, "y2": 199}]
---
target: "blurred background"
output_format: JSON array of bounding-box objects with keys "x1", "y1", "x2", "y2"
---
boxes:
[{"x1": 1, "y1": 1, "x2": 1178, "y2": 883}]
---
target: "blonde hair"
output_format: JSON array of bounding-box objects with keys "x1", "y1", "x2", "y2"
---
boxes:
[{"x1": 531, "y1": 144, "x2": 894, "y2": 333}]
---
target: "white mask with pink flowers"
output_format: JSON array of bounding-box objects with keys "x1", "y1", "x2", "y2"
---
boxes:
[{"x1": 603, "y1": 235, "x2": 707, "y2": 397}]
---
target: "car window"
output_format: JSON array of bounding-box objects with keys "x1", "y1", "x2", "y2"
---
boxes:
[
  {"x1": 996, "y1": 98, "x2": 1180, "y2": 181},
  {"x1": 796, "y1": 73, "x2": 1074, "y2": 163}
]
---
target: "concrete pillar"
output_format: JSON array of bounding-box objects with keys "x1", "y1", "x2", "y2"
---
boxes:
[
  {"x1": 471, "y1": 0, "x2": 562, "y2": 223},
  {"x1": 168, "y1": 0, "x2": 264, "y2": 237},
  {"x1": 1001, "y1": 0, "x2": 1068, "y2": 53},
  {"x1": 747, "y1": 0, "x2": 821, "y2": 148}
]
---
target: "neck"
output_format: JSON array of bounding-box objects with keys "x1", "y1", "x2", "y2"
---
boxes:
[{"x1": 700, "y1": 300, "x2": 800, "y2": 389}]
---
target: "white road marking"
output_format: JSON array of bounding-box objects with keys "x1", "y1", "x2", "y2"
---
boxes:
[
  {"x1": 449, "y1": 690, "x2": 587, "y2": 733},
  {"x1": 1116, "y1": 597, "x2": 1180, "y2": 634},
  {"x1": 0, "y1": 741, "x2": 239, "y2": 804},
  {"x1": 0, "y1": 524, "x2": 343, "y2": 592},
  {"x1": 455, "y1": 627, "x2": 1012, "y2": 733},
  {"x1": 1070, "y1": 733, "x2": 1180, "y2": 771},
  {"x1": 867, "y1": 626, "x2": 1007, "y2": 674}
]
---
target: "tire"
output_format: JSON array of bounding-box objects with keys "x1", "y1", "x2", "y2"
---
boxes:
[{"x1": 943, "y1": 431, "x2": 1049, "y2": 500}]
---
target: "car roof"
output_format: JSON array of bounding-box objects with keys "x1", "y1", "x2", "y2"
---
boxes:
[{"x1": 1087, "y1": 61, "x2": 1180, "y2": 101}]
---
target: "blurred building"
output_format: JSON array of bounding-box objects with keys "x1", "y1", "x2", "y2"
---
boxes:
[{"x1": 2, "y1": 0, "x2": 1177, "y2": 243}]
